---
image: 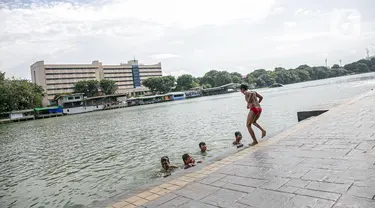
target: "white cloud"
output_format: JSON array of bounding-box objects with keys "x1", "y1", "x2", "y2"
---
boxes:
[
  {"x1": 266, "y1": 32, "x2": 330, "y2": 42},
  {"x1": 273, "y1": 7, "x2": 284, "y2": 13},
  {"x1": 284, "y1": 21, "x2": 297, "y2": 27},
  {"x1": 170, "y1": 40, "x2": 184, "y2": 45},
  {"x1": 164, "y1": 70, "x2": 194, "y2": 77},
  {"x1": 294, "y1": 8, "x2": 323, "y2": 17},
  {"x1": 149, "y1": 54, "x2": 181, "y2": 59},
  {"x1": 0, "y1": 0, "x2": 374, "y2": 79}
]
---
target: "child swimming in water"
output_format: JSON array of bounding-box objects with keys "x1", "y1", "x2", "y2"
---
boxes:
[
  {"x1": 199, "y1": 142, "x2": 209, "y2": 153},
  {"x1": 160, "y1": 156, "x2": 178, "y2": 177},
  {"x1": 182, "y1": 153, "x2": 202, "y2": 169},
  {"x1": 233, "y1": 131, "x2": 242, "y2": 145}
]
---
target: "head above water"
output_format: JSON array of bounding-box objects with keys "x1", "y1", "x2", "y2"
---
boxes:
[
  {"x1": 161, "y1": 156, "x2": 170, "y2": 170},
  {"x1": 182, "y1": 153, "x2": 194, "y2": 165},
  {"x1": 240, "y1": 84, "x2": 249, "y2": 93},
  {"x1": 235, "y1": 131, "x2": 242, "y2": 142},
  {"x1": 199, "y1": 142, "x2": 207, "y2": 152}
]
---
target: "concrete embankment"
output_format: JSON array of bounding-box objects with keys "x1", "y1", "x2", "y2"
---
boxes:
[{"x1": 102, "y1": 89, "x2": 375, "y2": 208}]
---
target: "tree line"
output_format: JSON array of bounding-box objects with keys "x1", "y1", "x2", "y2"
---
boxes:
[
  {"x1": 0, "y1": 72, "x2": 44, "y2": 114},
  {"x1": 142, "y1": 57, "x2": 375, "y2": 94},
  {"x1": 53, "y1": 79, "x2": 118, "y2": 100},
  {"x1": 1, "y1": 57, "x2": 374, "y2": 114}
]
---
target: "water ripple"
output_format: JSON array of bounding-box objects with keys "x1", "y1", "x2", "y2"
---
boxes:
[{"x1": 0, "y1": 73, "x2": 374, "y2": 207}]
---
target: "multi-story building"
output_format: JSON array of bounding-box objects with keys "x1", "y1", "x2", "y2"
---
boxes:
[{"x1": 31, "y1": 59, "x2": 162, "y2": 105}]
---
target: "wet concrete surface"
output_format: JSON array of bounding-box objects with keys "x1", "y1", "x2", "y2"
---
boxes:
[{"x1": 115, "y1": 91, "x2": 375, "y2": 208}]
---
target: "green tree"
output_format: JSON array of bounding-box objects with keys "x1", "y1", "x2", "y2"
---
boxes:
[
  {"x1": 200, "y1": 70, "x2": 234, "y2": 87},
  {"x1": 331, "y1": 64, "x2": 340, "y2": 69},
  {"x1": 100, "y1": 79, "x2": 118, "y2": 95},
  {"x1": 193, "y1": 77, "x2": 201, "y2": 86},
  {"x1": 230, "y1": 72, "x2": 242, "y2": 83},
  {"x1": 294, "y1": 69, "x2": 310, "y2": 82},
  {"x1": 355, "y1": 63, "x2": 369, "y2": 73},
  {"x1": 0, "y1": 72, "x2": 5, "y2": 82},
  {"x1": 274, "y1": 67, "x2": 286, "y2": 72},
  {"x1": 245, "y1": 74, "x2": 256, "y2": 85},
  {"x1": 176, "y1": 74, "x2": 194, "y2": 90},
  {"x1": 0, "y1": 72, "x2": 44, "y2": 114},
  {"x1": 202, "y1": 84, "x2": 212, "y2": 89},
  {"x1": 256, "y1": 73, "x2": 275, "y2": 87},
  {"x1": 201, "y1": 70, "x2": 218, "y2": 87},
  {"x1": 371, "y1": 65, "x2": 375, "y2": 72},
  {"x1": 329, "y1": 68, "x2": 349, "y2": 77},
  {"x1": 142, "y1": 76, "x2": 175, "y2": 94},
  {"x1": 344, "y1": 63, "x2": 357, "y2": 72},
  {"x1": 371, "y1": 58, "x2": 375, "y2": 67},
  {"x1": 296, "y1": 64, "x2": 311, "y2": 70},
  {"x1": 214, "y1": 71, "x2": 232, "y2": 86},
  {"x1": 251, "y1": 69, "x2": 267, "y2": 78},
  {"x1": 357, "y1": 59, "x2": 372, "y2": 67},
  {"x1": 73, "y1": 80, "x2": 100, "y2": 97}
]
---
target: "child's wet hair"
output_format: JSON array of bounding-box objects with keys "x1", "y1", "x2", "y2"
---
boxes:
[
  {"x1": 199, "y1": 142, "x2": 206, "y2": 148},
  {"x1": 182, "y1": 153, "x2": 189, "y2": 161},
  {"x1": 240, "y1": 84, "x2": 248, "y2": 90},
  {"x1": 235, "y1": 131, "x2": 242, "y2": 137},
  {"x1": 161, "y1": 156, "x2": 169, "y2": 164}
]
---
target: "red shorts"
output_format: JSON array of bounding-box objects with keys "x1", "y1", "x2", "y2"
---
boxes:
[{"x1": 250, "y1": 107, "x2": 262, "y2": 115}]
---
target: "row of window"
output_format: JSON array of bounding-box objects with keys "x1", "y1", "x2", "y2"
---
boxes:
[
  {"x1": 104, "y1": 76, "x2": 133, "y2": 79},
  {"x1": 46, "y1": 77, "x2": 94, "y2": 80},
  {"x1": 138, "y1": 71, "x2": 162, "y2": 74},
  {"x1": 46, "y1": 79, "x2": 134, "y2": 86},
  {"x1": 103, "y1": 68, "x2": 161, "y2": 71},
  {"x1": 46, "y1": 72, "x2": 95, "y2": 75},
  {"x1": 47, "y1": 87, "x2": 73, "y2": 91},
  {"x1": 45, "y1": 67, "x2": 160, "y2": 71},
  {"x1": 47, "y1": 81, "x2": 84, "y2": 85},
  {"x1": 103, "y1": 72, "x2": 134, "y2": 75},
  {"x1": 45, "y1": 68, "x2": 97, "y2": 70},
  {"x1": 103, "y1": 68, "x2": 132, "y2": 70}
]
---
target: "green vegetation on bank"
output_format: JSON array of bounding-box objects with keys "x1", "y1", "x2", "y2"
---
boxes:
[
  {"x1": 143, "y1": 57, "x2": 375, "y2": 94},
  {"x1": 1, "y1": 57, "x2": 374, "y2": 114},
  {"x1": 0, "y1": 72, "x2": 44, "y2": 114},
  {"x1": 64, "y1": 79, "x2": 118, "y2": 98}
]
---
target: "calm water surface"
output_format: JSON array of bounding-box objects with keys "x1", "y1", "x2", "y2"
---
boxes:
[{"x1": 1, "y1": 73, "x2": 375, "y2": 207}]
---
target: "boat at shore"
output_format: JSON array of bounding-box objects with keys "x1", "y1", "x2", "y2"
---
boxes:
[
  {"x1": 0, "y1": 83, "x2": 241, "y2": 123},
  {"x1": 269, "y1": 83, "x2": 283, "y2": 88}
]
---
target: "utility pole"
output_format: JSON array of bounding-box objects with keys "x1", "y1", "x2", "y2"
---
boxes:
[
  {"x1": 339, "y1": 59, "x2": 342, "y2": 66},
  {"x1": 325, "y1": 58, "x2": 328, "y2": 68},
  {"x1": 366, "y1": 48, "x2": 370, "y2": 59}
]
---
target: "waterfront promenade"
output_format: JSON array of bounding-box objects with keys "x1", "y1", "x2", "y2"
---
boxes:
[{"x1": 107, "y1": 89, "x2": 375, "y2": 208}]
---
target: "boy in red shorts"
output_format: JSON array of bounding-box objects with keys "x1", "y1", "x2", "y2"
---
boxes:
[{"x1": 240, "y1": 84, "x2": 266, "y2": 146}]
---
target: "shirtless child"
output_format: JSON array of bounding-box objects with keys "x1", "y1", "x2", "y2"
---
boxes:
[
  {"x1": 240, "y1": 84, "x2": 266, "y2": 146},
  {"x1": 160, "y1": 156, "x2": 178, "y2": 177}
]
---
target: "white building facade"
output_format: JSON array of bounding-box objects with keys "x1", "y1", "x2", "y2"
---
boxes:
[{"x1": 31, "y1": 59, "x2": 162, "y2": 105}]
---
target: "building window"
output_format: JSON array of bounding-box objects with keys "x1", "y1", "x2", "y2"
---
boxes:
[
  {"x1": 45, "y1": 67, "x2": 97, "y2": 70},
  {"x1": 45, "y1": 72, "x2": 95, "y2": 75},
  {"x1": 46, "y1": 77, "x2": 94, "y2": 80},
  {"x1": 132, "y1": 65, "x2": 141, "y2": 88},
  {"x1": 74, "y1": 96, "x2": 81, "y2": 99},
  {"x1": 68, "y1": 97, "x2": 73, "y2": 100}
]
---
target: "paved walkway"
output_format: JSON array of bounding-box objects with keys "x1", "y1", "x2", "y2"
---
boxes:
[{"x1": 109, "y1": 90, "x2": 375, "y2": 208}]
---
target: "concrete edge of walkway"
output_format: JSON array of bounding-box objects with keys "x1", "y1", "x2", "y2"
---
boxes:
[{"x1": 105, "y1": 89, "x2": 375, "y2": 208}]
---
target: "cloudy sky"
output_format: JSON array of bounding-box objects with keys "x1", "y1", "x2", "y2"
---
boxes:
[{"x1": 1, "y1": 0, "x2": 374, "y2": 79}]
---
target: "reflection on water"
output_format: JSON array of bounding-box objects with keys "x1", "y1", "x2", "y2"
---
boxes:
[{"x1": 1, "y1": 73, "x2": 375, "y2": 207}]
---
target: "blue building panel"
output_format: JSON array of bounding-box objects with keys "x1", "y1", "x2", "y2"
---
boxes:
[{"x1": 132, "y1": 65, "x2": 141, "y2": 88}]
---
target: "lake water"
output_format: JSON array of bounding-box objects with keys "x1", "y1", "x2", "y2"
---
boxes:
[{"x1": 1, "y1": 73, "x2": 375, "y2": 208}]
